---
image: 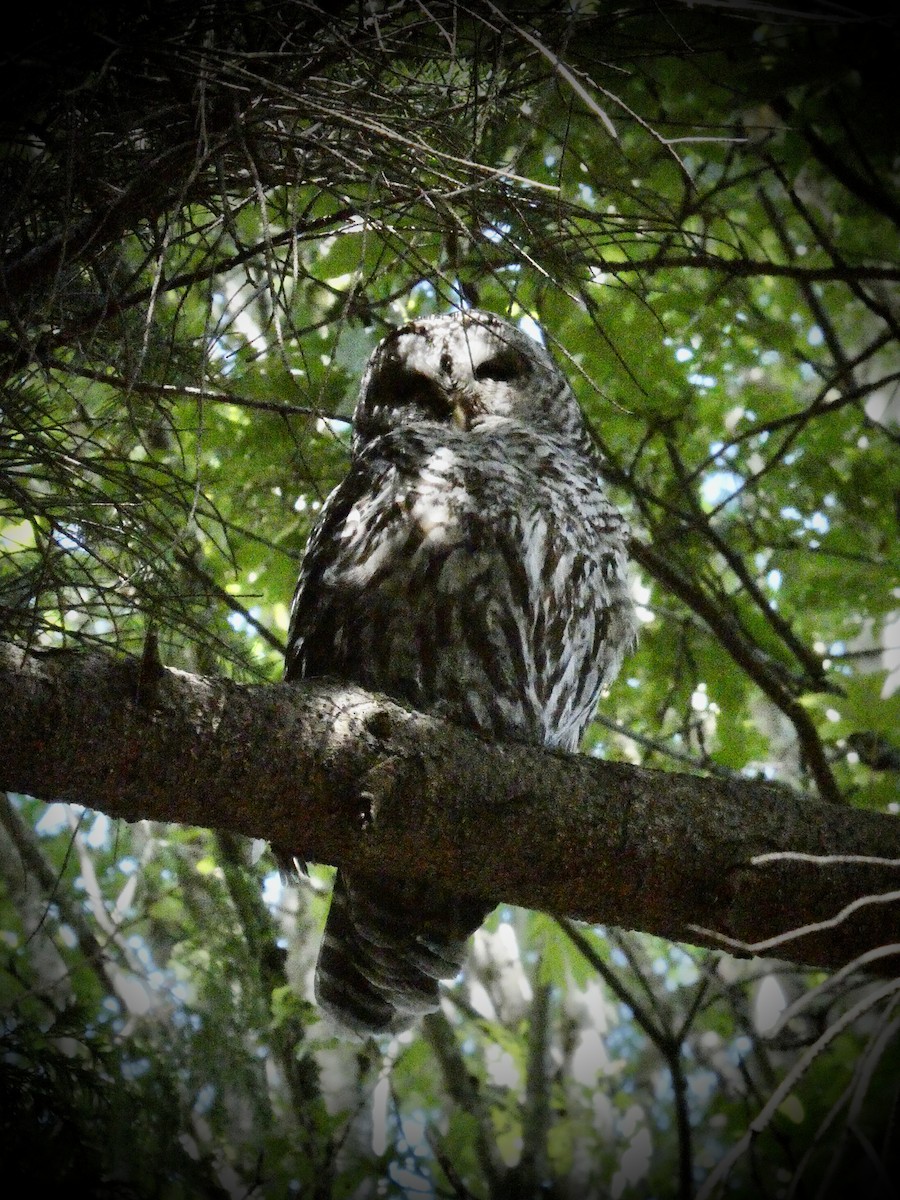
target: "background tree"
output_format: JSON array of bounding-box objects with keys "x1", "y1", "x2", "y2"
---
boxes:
[{"x1": 1, "y1": 2, "x2": 898, "y2": 1197}]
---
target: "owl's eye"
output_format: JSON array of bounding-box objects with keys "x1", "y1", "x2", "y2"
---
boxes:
[
  {"x1": 394, "y1": 370, "x2": 453, "y2": 421},
  {"x1": 474, "y1": 348, "x2": 528, "y2": 383}
]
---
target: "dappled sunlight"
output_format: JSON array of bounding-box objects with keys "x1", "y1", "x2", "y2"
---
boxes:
[{"x1": 2, "y1": 1, "x2": 897, "y2": 1196}]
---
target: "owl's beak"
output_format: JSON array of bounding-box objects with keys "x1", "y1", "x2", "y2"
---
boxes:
[{"x1": 451, "y1": 400, "x2": 470, "y2": 430}]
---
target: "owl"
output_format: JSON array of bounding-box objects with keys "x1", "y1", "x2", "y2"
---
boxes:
[{"x1": 281, "y1": 310, "x2": 635, "y2": 1035}]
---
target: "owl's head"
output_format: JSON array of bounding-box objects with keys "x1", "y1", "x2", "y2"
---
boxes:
[{"x1": 352, "y1": 310, "x2": 589, "y2": 448}]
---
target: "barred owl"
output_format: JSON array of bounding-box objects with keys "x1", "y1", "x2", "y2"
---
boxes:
[{"x1": 281, "y1": 310, "x2": 635, "y2": 1035}]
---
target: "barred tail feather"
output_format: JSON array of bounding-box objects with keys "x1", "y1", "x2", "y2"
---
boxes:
[{"x1": 315, "y1": 870, "x2": 491, "y2": 1035}]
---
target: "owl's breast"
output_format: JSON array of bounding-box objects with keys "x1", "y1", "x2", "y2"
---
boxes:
[{"x1": 289, "y1": 424, "x2": 634, "y2": 749}]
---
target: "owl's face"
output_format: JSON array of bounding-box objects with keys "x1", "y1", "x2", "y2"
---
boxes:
[{"x1": 352, "y1": 310, "x2": 586, "y2": 447}]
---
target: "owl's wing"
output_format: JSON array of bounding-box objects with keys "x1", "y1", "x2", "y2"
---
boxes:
[
  {"x1": 284, "y1": 438, "x2": 548, "y2": 739},
  {"x1": 281, "y1": 443, "x2": 525, "y2": 1032},
  {"x1": 284, "y1": 447, "x2": 443, "y2": 691},
  {"x1": 283, "y1": 456, "x2": 381, "y2": 684}
]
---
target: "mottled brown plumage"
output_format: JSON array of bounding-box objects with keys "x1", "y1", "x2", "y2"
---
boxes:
[{"x1": 281, "y1": 311, "x2": 635, "y2": 1034}]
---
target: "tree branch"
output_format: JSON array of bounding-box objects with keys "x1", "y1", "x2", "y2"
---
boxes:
[
  {"x1": 629, "y1": 540, "x2": 843, "y2": 805},
  {"x1": 2, "y1": 642, "x2": 898, "y2": 975}
]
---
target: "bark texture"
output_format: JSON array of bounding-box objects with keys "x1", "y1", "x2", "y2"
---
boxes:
[{"x1": 2, "y1": 641, "x2": 898, "y2": 972}]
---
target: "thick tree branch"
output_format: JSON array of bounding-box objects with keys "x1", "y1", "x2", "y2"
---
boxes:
[{"x1": 2, "y1": 642, "x2": 898, "y2": 975}]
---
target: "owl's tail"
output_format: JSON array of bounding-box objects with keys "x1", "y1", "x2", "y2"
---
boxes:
[{"x1": 315, "y1": 869, "x2": 491, "y2": 1035}]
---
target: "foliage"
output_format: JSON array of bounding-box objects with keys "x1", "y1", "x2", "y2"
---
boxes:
[{"x1": 1, "y1": 2, "x2": 898, "y2": 1197}]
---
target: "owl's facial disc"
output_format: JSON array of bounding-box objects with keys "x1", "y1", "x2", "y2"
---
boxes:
[{"x1": 353, "y1": 311, "x2": 578, "y2": 445}]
